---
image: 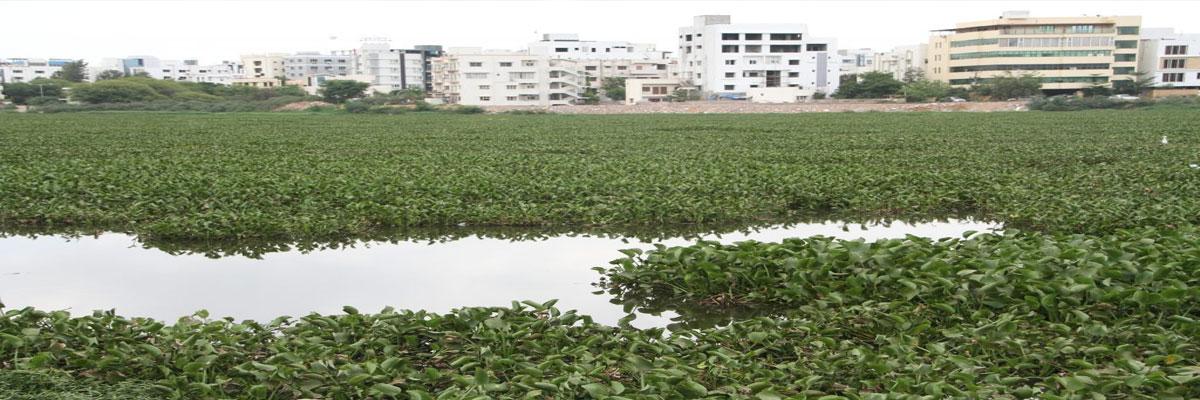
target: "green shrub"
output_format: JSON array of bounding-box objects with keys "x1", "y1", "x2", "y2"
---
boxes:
[
  {"x1": 447, "y1": 105, "x2": 485, "y2": 114},
  {"x1": 413, "y1": 101, "x2": 436, "y2": 112},
  {"x1": 343, "y1": 101, "x2": 370, "y2": 114},
  {"x1": 25, "y1": 96, "x2": 63, "y2": 106},
  {"x1": 70, "y1": 80, "x2": 164, "y2": 104}
]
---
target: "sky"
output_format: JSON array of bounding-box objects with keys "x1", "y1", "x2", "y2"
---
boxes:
[{"x1": 3, "y1": 0, "x2": 1198, "y2": 64}]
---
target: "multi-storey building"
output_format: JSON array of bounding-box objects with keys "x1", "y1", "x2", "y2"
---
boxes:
[
  {"x1": 926, "y1": 11, "x2": 1142, "y2": 93},
  {"x1": 432, "y1": 48, "x2": 582, "y2": 106},
  {"x1": 240, "y1": 53, "x2": 287, "y2": 79},
  {"x1": 93, "y1": 56, "x2": 243, "y2": 84},
  {"x1": 872, "y1": 44, "x2": 928, "y2": 81},
  {"x1": 0, "y1": 58, "x2": 72, "y2": 83},
  {"x1": 678, "y1": 15, "x2": 840, "y2": 100},
  {"x1": 837, "y1": 48, "x2": 876, "y2": 77},
  {"x1": 283, "y1": 52, "x2": 352, "y2": 79},
  {"x1": 335, "y1": 39, "x2": 442, "y2": 93},
  {"x1": 528, "y1": 34, "x2": 678, "y2": 91},
  {"x1": 1138, "y1": 28, "x2": 1200, "y2": 97}
]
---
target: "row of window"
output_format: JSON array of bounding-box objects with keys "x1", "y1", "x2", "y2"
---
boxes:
[
  {"x1": 1162, "y1": 59, "x2": 1188, "y2": 69},
  {"x1": 720, "y1": 33, "x2": 803, "y2": 41},
  {"x1": 466, "y1": 61, "x2": 539, "y2": 68},
  {"x1": 724, "y1": 59, "x2": 803, "y2": 66},
  {"x1": 285, "y1": 59, "x2": 348, "y2": 63},
  {"x1": 477, "y1": 95, "x2": 541, "y2": 101},
  {"x1": 1161, "y1": 73, "x2": 1199, "y2": 83},
  {"x1": 949, "y1": 63, "x2": 1109, "y2": 73},
  {"x1": 723, "y1": 71, "x2": 803, "y2": 78},
  {"x1": 720, "y1": 44, "x2": 827, "y2": 53},
  {"x1": 477, "y1": 83, "x2": 539, "y2": 90},
  {"x1": 999, "y1": 37, "x2": 1115, "y2": 48},
  {"x1": 997, "y1": 25, "x2": 1117, "y2": 35},
  {"x1": 950, "y1": 50, "x2": 1112, "y2": 60},
  {"x1": 1165, "y1": 45, "x2": 1189, "y2": 55},
  {"x1": 950, "y1": 76, "x2": 1108, "y2": 85}
]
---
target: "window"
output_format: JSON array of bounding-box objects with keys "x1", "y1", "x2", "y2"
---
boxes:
[
  {"x1": 499, "y1": 62, "x2": 512, "y2": 67},
  {"x1": 642, "y1": 86, "x2": 651, "y2": 92},
  {"x1": 745, "y1": 45, "x2": 762, "y2": 53},
  {"x1": 1166, "y1": 45, "x2": 1188, "y2": 55},
  {"x1": 788, "y1": 72, "x2": 799, "y2": 77},
  {"x1": 722, "y1": 33, "x2": 739, "y2": 40},
  {"x1": 585, "y1": 66, "x2": 597, "y2": 71},
  {"x1": 721, "y1": 45, "x2": 739, "y2": 53},
  {"x1": 744, "y1": 33, "x2": 762, "y2": 40},
  {"x1": 1112, "y1": 67, "x2": 1134, "y2": 75},
  {"x1": 1162, "y1": 73, "x2": 1185, "y2": 83},
  {"x1": 523, "y1": 60, "x2": 536, "y2": 67},
  {"x1": 748, "y1": 59, "x2": 757, "y2": 65},
  {"x1": 769, "y1": 33, "x2": 802, "y2": 40},
  {"x1": 1117, "y1": 26, "x2": 1139, "y2": 35},
  {"x1": 506, "y1": 84, "x2": 517, "y2": 90},
  {"x1": 685, "y1": 46, "x2": 692, "y2": 54},
  {"x1": 479, "y1": 96, "x2": 490, "y2": 101},
  {"x1": 770, "y1": 45, "x2": 801, "y2": 53},
  {"x1": 724, "y1": 85, "x2": 735, "y2": 90},
  {"x1": 506, "y1": 96, "x2": 517, "y2": 101},
  {"x1": 951, "y1": 38, "x2": 1000, "y2": 47},
  {"x1": 1114, "y1": 54, "x2": 1137, "y2": 62},
  {"x1": 1114, "y1": 40, "x2": 1138, "y2": 49},
  {"x1": 555, "y1": 48, "x2": 568, "y2": 53},
  {"x1": 724, "y1": 60, "x2": 736, "y2": 65},
  {"x1": 479, "y1": 85, "x2": 490, "y2": 89},
  {"x1": 469, "y1": 62, "x2": 483, "y2": 67},
  {"x1": 617, "y1": 66, "x2": 627, "y2": 70},
  {"x1": 1163, "y1": 59, "x2": 1186, "y2": 69},
  {"x1": 788, "y1": 59, "x2": 800, "y2": 65},
  {"x1": 1069, "y1": 25, "x2": 1095, "y2": 33},
  {"x1": 652, "y1": 86, "x2": 668, "y2": 95},
  {"x1": 744, "y1": 71, "x2": 761, "y2": 77},
  {"x1": 950, "y1": 50, "x2": 1112, "y2": 60},
  {"x1": 465, "y1": 73, "x2": 487, "y2": 79},
  {"x1": 725, "y1": 72, "x2": 735, "y2": 78},
  {"x1": 806, "y1": 44, "x2": 828, "y2": 51},
  {"x1": 685, "y1": 34, "x2": 692, "y2": 41}
]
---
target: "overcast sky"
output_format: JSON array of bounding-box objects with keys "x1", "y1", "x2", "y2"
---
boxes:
[{"x1": 4, "y1": 0, "x2": 1197, "y2": 63}]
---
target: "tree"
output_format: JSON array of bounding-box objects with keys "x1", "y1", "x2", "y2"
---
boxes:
[
  {"x1": 388, "y1": 87, "x2": 426, "y2": 103},
  {"x1": 601, "y1": 77, "x2": 626, "y2": 101},
  {"x1": 902, "y1": 68, "x2": 925, "y2": 83},
  {"x1": 839, "y1": 74, "x2": 858, "y2": 87},
  {"x1": 834, "y1": 71, "x2": 903, "y2": 99},
  {"x1": 901, "y1": 79, "x2": 951, "y2": 102},
  {"x1": 1112, "y1": 72, "x2": 1155, "y2": 96},
  {"x1": 95, "y1": 70, "x2": 125, "y2": 81},
  {"x1": 976, "y1": 73, "x2": 1042, "y2": 99},
  {"x1": 0, "y1": 79, "x2": 65, "y2": 104},
  {"x1": 580, "y1": 88, "x2": 600, "y2": 105},
  {"x1": 1082, "y1": 80, "x2": 1112, "y2": 97},
  {"x1": 51, "y1": 60, "x2": 88, "y2": 83},
  {"x1": 319, "y1": 80, "x2": 370, "y2": 104},
  {"x1": 70, "y1": 80, "x2": 164, "y2": 103}
]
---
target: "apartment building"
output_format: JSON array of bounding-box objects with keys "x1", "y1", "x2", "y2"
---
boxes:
[
  {"x1": 528, "y1": 34, "x2": 678, "y2": 90},
  {"x1": 432, "y1": 48, "x2": 581, "y2": 106},
  {"x1": 678, "y1": 15, "x2": 840, "y2": 100},
  {"x1": 1138, "y1": 28, "x2": 1200, "y2": 97},
  {"x1": 331, "y1": 39, "x2": 442, "y2": 94},
  {"x1": 283, "y1": 52, "x2": 352, "y2": 79},
  {"x1": 926, "y1": 11, "x2": 1142, "y2": 93},
  {"x1": 241, "y1": 53, "x2": 287, "y2": 79},
  {"x1": 837, "y1": 48, "x2": 876, "y2": 77},
  {"x1": 93, "y1": 56, "x2": 243, "y2": 84},
  {"x1": 0, "y1": 58, "x2": 71, "y2": 83},
  {"x1": 872, "y1": 44, "x2": 928, "y2": 80}
]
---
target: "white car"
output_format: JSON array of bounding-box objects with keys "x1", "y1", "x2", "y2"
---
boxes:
[
  {"x1": 1109, "y1": 94, "x2": 1139, "y2": 101},
  {"x1": 948, "y1": 97, "x2": 967, "y2": 103}
]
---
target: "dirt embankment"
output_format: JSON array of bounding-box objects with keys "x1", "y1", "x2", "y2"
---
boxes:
[{"x1": 484, "y1": 101, "x2": 1025, "y2": 114}]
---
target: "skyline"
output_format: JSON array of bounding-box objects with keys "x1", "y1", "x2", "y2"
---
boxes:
[{"x1": 3, "y1": 0, "x2": 1199, "y2": 64}]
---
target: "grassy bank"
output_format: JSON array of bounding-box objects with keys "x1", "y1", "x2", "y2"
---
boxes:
[{"x1": 1, "y1": 111, "x2": 1198, "y2": 242}]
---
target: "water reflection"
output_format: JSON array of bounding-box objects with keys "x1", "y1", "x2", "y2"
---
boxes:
[{"x1": 0, "y1": 219, "x2": 998, "y2": 329}]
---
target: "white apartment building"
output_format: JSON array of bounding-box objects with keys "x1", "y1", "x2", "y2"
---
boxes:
[
  {"x1": 1139, "y1": 28, "x2": 1200, "y2": 96},
  {"x1": 284, "y1": 52, "x2": 353, "y2": 79},
  {"x1": 0, "y1": 58, "x2": 71, "y2": 83},
  {"x1": 679, "y1": 15, "x2": 840, "y2": 100},
  {"x1": 241, "y1": 53, "x2": 287, "y2": 79},
  {"x1": 872, "y1": 44, "x2": 928, "y2": 80},
  {"x1": 334, "y1": 38, "x2": 434, "y2": 94},
  {"x1": 837, "y1": 48, "x2": 876, "y2": 77},
  {"x1": 92, "y1": 56, "x2": 243, "y2": 84},
  {"x1": 432, "y1": 48, "x2": 581, "y2": 106},
  {"x1": 529, "y1": 33, "x2": 678, "y2": 91}
]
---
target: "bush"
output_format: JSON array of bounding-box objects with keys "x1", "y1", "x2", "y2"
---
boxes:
[
  {"x1": 26, "y1": 96, "x2": 63, "y2": 106},
  {"x1": 413, "y1": 101, "x2": 436, "y2": 112},
  {"x1": 343, "y1": 101, "x2": 370, "y2": 114},
  {"x1": 447, "y1": 105, "x2": 485, "y2": 114},
  {"x1": 1025, "y1": 95, "x2": 1188, "y2": 111},
  {"x1": 811, "y1": 92, "x2": 827, "y2": 100},
  {"x1": 500, "y1": 109, "x2": 550, "y2": 115},
  {"x1": 70, "y1": 80, "x2": 165, "y2": 104},
  {"x1": 172, "y1": 91, "x2": 222, "y2": 102}
]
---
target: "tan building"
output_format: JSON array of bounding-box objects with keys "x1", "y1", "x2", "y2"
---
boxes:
[
  {"x1": 926, "y1": 11, "x2": 1141, "y2": 93},
  {"x1": 625, "y1": 78, "x2": 682, "y2": 104},
  {"x1": 240, "y1": 53, "x2": 287, "y2": 79}
]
